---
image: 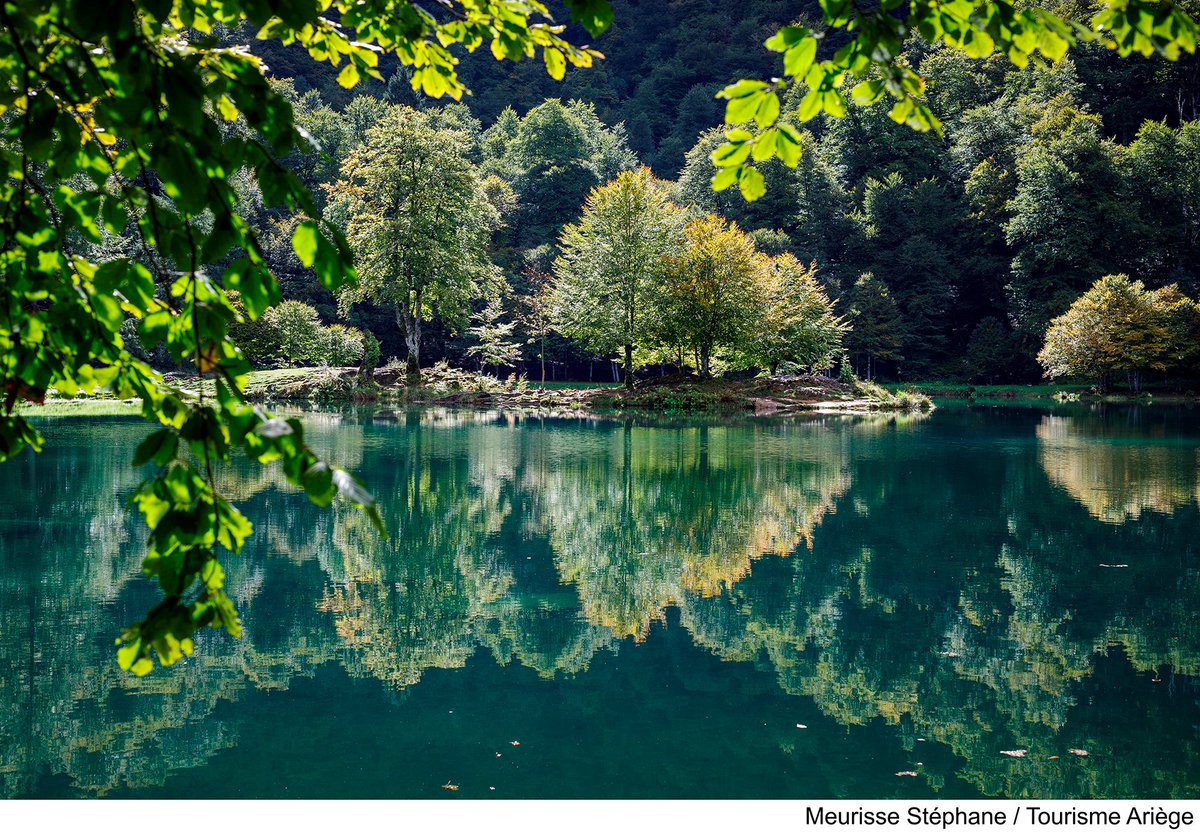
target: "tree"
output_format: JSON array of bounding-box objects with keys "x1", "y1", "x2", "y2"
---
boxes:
[
  {"x1": 552, "y1": 168, "x2": 684, "y2": 388},
  {"x1": 845, "y1": 273, "x2": 905, "y2": 380},
  {"x1": 331, "y1": 106, "x2": 500, "y2": 384},
  {"x1": 466, "y1": 299, "x2": 522, "y2": 374},
  {"x1": 0, "y1": 0, "x2": 610, "y2": 674},
  {"x1": 658, "y1": 216, "x2": 761, "y2": 378},
  {"x1": 508, "y1": 100, "x2": 603, "y2": 246},
  {"x1": 518, "y1": 248, "x2": 556, "y2": 388},
  {"x1": 1004, "y1": 104, "x2": 1129, "y2": 340},
  {"x1": 1037, "y1": 274, "x2": 1191, "y2": 391},
  {"x1": 746, "y1": 254, "x2": 847, "y2": 375},
  {"x1": 268, "y1": 300, "x2": 331, "y2": 366},
  {"x1": 964, "y1": 317, "x2": 1014, "y2": 383},
  {"x1": 1151, "y1": 283, "x2": 1200, "y2": 369},
  {"x1": 852, "y1": 173, "x2": 961, "y2": 376}
]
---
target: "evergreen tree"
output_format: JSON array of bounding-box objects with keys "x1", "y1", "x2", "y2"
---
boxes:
[
  {"x1": 466, "y1": 299, "x2": 522, "y2": 374},
  {"x1": 845, "y1": 273, "x2": 905, "y2": 379}
]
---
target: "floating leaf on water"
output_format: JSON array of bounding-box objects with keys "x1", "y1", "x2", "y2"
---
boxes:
[
  {"x1": 495, "y1": 753, "x2": 502, "y2": 758},
  {"x1": 441, "y1": 783, "x2": 459, "y2": 791},
  {"x1": 1000, "y1": 749, "x2": 1027, "y2": 758},
  {"x1": 896, "y1": 771, "x2": 918, "y2": 777},
  {"x1": 1098, "y1": 564, "x2": 1129, "y2": 568},
  {"x1": 1068, "y1": 749, "x2": 1089, "y2": 757},
  {"x1": 916, "y1": 738, "x2": 926, "y2": 742},
  {"x1": 1049, "y1": 756, "x2": 1060, "y2": 761},
  {"x1": 510, "y1": 741, "x2": 521, "y2": 746},
  {"x1": 796, "y1": 724, "x2": 808, "y2": 729}
]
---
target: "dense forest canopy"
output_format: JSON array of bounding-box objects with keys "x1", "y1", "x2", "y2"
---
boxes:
[
  {"x1": 1, "y1": 0, "x2": 1198, "y2": 673},
  {"x1": 245, "y1": 1, "x2": 1200, "y2": 384}
]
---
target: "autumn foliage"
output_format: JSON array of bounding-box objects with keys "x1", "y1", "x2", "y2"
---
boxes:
[{"x1": 1038, "y1": 275, "x2": 1200, "y2": 391}]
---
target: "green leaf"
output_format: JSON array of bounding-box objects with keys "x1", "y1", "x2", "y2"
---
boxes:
[
  {"x1": 797, "y1": 89, "x2": 823, "y2": 121},
  {"x1": 292, "y1": 221, "x2": 320, "y2": 267},
  {"x1": 752, "y1": 128, "x2": 779, "y2": 161},
  {"x1": 302, "y1": 461, "x2": 336, "y2": 506},
  {"x1": 562, "y1": 0, "x2": 614, "y2": 36},
  {"x1": 754, "y1": 93, "x2": 781, "y2": 129},
  {"x1": 543, "y1": 47, "x2": 566, "y2": 80},
  {"x1": 133, "y1": 429, "x2": 178, "y2": 467},
  {"x1": 784, "y1": 38, "x2": 818, "y2": 78},
  {"x1": 225, "y1": 259, "x2": 280, "y2": 320},
  {"x1": 725, "y1": 89, "x2": 767, "y2": 125},
  {"x1": 851, "y1": 79, "x2": 885, "y2": 106},
  {"x1": 765, "y1": 25, "x2": 809, "y2": 52},
  {"x1": 717, "y1": 79, "x2": 769, "y2": 100},
  {"x1": 337, "y1": 63, "x2": 360, "y2": 89},
  {"x1": 711, "y1": 140, "x2": 753, "y2": 168},
  {"x1": 738, "y1": 167, "x2": 766, "y2": 201},
  {"x1": 775, "y1": 123, "x2": 803, "y2": 167},
  {"x1": 711, "y1": 166, "x2": 739, "y2": 192}
]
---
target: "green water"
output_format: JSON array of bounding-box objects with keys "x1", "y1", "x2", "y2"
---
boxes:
[{"x1": 2, "y1": 405, "x2": 1199, "y2": 799}]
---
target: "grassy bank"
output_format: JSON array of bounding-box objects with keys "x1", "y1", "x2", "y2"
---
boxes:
[{"x1": 880, "y1": 382, "x2": 1200, "y2": 405}]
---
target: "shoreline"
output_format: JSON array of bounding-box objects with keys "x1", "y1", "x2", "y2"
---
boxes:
[
  {"x1": 232, "y1": 365, "x2": 935, "y2": 417},
  {"x1": 24, "y1": 367, "x2": 1200, "y2": 420}
]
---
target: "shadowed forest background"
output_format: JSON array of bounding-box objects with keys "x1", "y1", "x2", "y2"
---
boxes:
[{"x1": 181, "y1": 0, "x2": 1200, "y2": 385}]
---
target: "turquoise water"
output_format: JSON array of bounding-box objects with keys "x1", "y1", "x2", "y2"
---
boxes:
[{"x1": 2, "y1": 405, "x2": 1199, "y2": 798}]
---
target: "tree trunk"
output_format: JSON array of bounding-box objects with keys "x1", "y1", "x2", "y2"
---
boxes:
[
  {"x1": 700, "y1": 344, "x2": 711, "y2": 378},
  {"x1": 540, "y1": 337, "x2": 546, "y2": 390},
  {"x1": 1128, "y1": 369, "x2": 1142, "y2": 393},
  {"x1": 397, "y1": 301, "x2": 421, "y2": 385},
  {"x1": 623, "y1": 343, "x2": 634, "y2": 390},
  {"x1": 769, "y1": 361, "x2": 778, "y2": 376}
]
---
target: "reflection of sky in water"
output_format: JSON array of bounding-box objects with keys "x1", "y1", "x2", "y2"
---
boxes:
[{"x1": 1, "y1": 407, "x2": 1199, "y2": 799}]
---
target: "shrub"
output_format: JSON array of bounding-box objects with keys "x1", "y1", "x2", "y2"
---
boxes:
[
  {"x1": 227, "y1": 291, "x2": 284, "y2": 366},
  {"x1": 267, "y1": 301, "x2": 329, "y2": 366},
  {"x1": 326, "y1": 325, "x2": 366, "y2": 367}
]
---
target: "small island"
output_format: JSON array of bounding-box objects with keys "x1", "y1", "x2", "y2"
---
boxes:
[{"x1": 202, "y1": 362, "x2": 932, "y2": 416}]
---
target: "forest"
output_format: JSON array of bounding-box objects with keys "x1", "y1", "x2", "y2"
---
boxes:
[{"x1": 156, "y1": 0, "x2": 1200, "y2": 387}]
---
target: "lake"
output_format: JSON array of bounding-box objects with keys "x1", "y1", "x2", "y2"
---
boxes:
[{"x1": 2, "y1": 404, "x2": 1199, "y2": 799}]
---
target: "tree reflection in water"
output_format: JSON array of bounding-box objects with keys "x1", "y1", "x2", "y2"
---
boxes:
[{"x1": 1, "y1": 407, "x2": 1198, "y2": 798}]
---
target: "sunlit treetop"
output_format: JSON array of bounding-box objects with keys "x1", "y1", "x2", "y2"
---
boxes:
[
  {"x1": 0, "y1": 0, "x2": 610, "y2": 675},
  {"x1": 711, "y1": 0, "x2": 1200, "y2": 200}
]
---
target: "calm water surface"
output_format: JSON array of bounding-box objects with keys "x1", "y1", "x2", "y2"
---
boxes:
[{"x1": 2, "y1": 405, "x2": 1199, "y2": 798}]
